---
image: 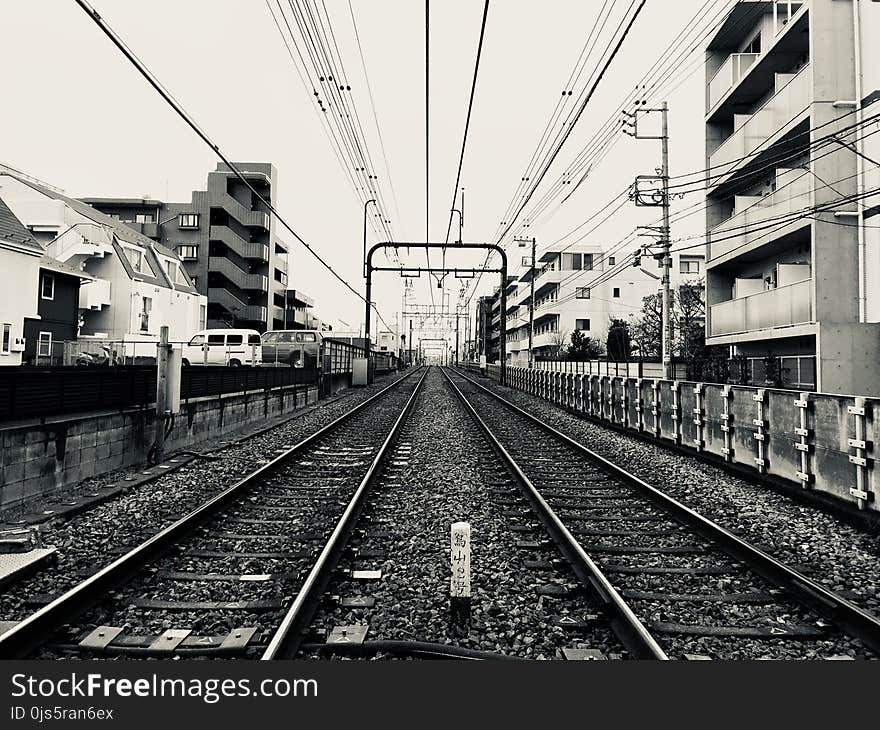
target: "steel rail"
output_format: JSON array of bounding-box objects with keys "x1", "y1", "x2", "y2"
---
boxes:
[
  {"x1": 0, "y1": 367, "x2": 424, "y2": 659},
  {"x1": 451, "y1": 367, "x2": 880, "y2": 657},
  {"x1": 440, "y1": 368, "x2": 668, "y2": 660},
  {"x1": 262, "y1": 367, "x2": 430, "y2": 659}
]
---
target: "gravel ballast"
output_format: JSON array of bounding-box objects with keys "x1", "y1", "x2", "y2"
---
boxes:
[
  {"x1": 308, "y1": 367, "x2": 626, "y2": 660},
  {"x1": 471, "y1": 371, "x2": 880, "y2": 619},
  {"x1": 0, "y1": 371, "x2": 411, "y2": 624}
]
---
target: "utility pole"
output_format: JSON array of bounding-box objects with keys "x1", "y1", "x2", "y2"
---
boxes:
[
  {"x1": 408, "y1": 318, "x2": 413, "y2": 367},
  {"x1": 455, "y1": 308, "x2": 460, "y2": 366},
  {"x1": 625, "y1": 100, "x2": 672, "y2": 380},
  {"x1": 515, "y1": 237, "x2": 536, "y2": 369},
  {"x1": 659, "y1": 102, "x2": 672, "y2": 381}
]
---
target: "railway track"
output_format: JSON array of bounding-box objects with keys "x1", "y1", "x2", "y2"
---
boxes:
[
  {"x1": 0, "y1": 367, "x2": 427, "y2": 660},
  {"x1": 443, "y1": 367, "x2": 880, "y2": 660},
  {"x1": 300, "y1": 366, "x2": 631, "y2": 660}
]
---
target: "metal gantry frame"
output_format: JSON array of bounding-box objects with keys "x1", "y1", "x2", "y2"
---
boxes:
[{"x1": 365, "y1": 242, "x2": 507, "y2": 385}]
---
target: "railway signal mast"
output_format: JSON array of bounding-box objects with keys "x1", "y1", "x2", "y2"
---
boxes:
[{"x1": 624, "y1": 100, "x2": 672, "y2": 379}]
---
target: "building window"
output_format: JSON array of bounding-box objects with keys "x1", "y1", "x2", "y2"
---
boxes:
[
  {"x1": 140, "y1": 297, "x2": 152, "y2": 332},
  {"x1": 521, "y1": 256, "x2": 530, "y2": 267},
  {"x1": 125, "y1": 247, "x2": 143, "y2": 273},
  {"x1": 576, "y1": 287, "x2": 590, "y2": 299},
  {"x1": 177, "y1": 245, "x2": 198, "y2": 260},
  {"x1": 1, "y1": 324, "x2": 10, "y2": 354},
  {"x1": 199, "y1": 304, "x2": 207, "y2": 330},
  {"x1": 135, "y1": 213, "x2": 154, "y2": 224},
  {"x1": 166, "y1": 260, "x2": 179, "y2": 284},
  {"x1": 37, "y1": 332, "x2": 52, "y2": 358},
  {"x1": 41, "y1": 273, "x2": 55, "y2": 300},
  {"x1": 563, "y1": 253, "x2": 582, "y2": 271},
  {"x1": 743, "y1": 32, "x2": 761, "y2": 54},
  {"x1": 680, "y1": 257, "x2": 701, "y2": 274},
  {"x1": 608, "y1": 256, "x2": 616, "y2": 267},
  {"x1": 178, "y1": 213, "x2": 200, "y2": 229},
  {"x1": 612, "y1": 287, "x2": 620, "y2": 298},
  {"x1": 575, "y1": 319, "x2": 591, "y2": 331}
]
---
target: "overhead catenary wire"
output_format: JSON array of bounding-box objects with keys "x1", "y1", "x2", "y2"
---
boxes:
[
  {"x1": 465, "y1": 0, "x2": 647, "y2": 307},
  {"x1": 267, "y1": 0, "x2": 395, "y2": 246},
  {"x1": 443, "y1": 0, "x2": 491, "y2": 246},
  {"x1": 73, "y1": 0, "x2": 395, "y2": 333}
]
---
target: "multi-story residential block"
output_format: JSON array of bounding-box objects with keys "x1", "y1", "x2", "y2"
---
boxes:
[
  {"x1": 704, "y1": 0, "x2": 880, "y2": 394},
  {"x1": 506, "y1": 243, "x2": 704, "y2": 365},
  {"x1": 83, "y1": 162, "x2": 290, "y2": 333},
  {"x1": 0, "y1": 173, "x2": 206, "y2": 345},
  {"x1": 0, "y1": 196, "x2": 43, "y2": 365}
]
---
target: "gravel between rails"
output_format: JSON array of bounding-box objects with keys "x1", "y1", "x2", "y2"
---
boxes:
[
  {"x1": 0, "y1": 372, "x2": 410, "y2": 624},
  {"x1": 307, "y1": 367, "x2": 626, "y2": 660},
  {"x1": 471, "y1": 372, "x2": 880, "y2": 617}
]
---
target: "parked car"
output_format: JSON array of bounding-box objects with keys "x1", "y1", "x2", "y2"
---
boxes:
[
  {"x1": 261, "y1": 329, "x2": 322, "y2": 368},
  {"x1": 181, "y1": 329, "x2": 263, "y2": 367}
]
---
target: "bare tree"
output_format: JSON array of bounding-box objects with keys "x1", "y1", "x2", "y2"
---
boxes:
[{"x1": 548, "y1": 329, "x2": 568, "y2": 359}]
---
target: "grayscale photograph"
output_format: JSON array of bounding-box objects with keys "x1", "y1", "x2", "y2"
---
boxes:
[{"x1": 0, "y1": 0, "x2": 879, "y2": 680}]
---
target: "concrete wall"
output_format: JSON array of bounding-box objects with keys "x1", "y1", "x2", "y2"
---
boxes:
[
  {"x1": 0, "y1": 383, "x2": 317, "y2": 511},
  {"x1": 497, "y1": 364, "x2": 879, "y2": 514}
]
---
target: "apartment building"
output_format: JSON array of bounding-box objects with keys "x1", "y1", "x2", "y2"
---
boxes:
[
  {"x1": 83, "y1": 162, "x2": 290, "y2": 333},
  {"x1": 704, "y1": 0, "x2": 880, "y2": 394},
  {"x1": 0, "y1": 173, "x2": 205, "y2": 344},
  {"x1": 506, "y1": 243, "x2": 705, "y2": 366}
]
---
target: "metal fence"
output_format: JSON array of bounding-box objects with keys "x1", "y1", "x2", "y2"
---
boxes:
[
  {"x1": 0, "y1": 365, "x2": 318, "y2": 422},
  {"x1": 534, "y1": 359, "x2": 689, "y2": 379}
]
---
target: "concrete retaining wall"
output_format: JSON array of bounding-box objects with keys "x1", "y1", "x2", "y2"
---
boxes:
[
  {"x1": 0, "y1": 384, "x2": 318, "y2": 510},
  {"x1": 479, "y1": 364, "x2": 878, "y2": 514}
]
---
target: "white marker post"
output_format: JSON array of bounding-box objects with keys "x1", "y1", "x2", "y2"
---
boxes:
[{"x1": 450, "y1": 521, "x2": 471, "y2": 629}]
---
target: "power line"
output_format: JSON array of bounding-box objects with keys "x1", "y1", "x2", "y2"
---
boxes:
[
  {"x1": 74, "y1": 0, "x2": 394, "y2": 333},
  {"x1": 443, "y1": 0, "x2": 491, "y2": 246},
  {"x1": 466, "y1": 0, "x2": 647, "y2": 308}
]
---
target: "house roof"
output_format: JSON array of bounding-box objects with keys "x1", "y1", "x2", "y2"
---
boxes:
[
  {"x1": 0, "y1": 173, "x2": 180, "y2": 259},
  {"x1": 0, "y1": 195, "x2": 44, "y2": 255},
  {"x1": 1, "y1": 173, "x2": 199, "y2": 295},
  {"x1": 39, "y1": 254, "x2": 96, "y2": 281}
]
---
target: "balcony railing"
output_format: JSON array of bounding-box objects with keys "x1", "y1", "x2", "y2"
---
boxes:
[
  {"x1": 208, "y1": 256, "x2": 269, "y2": 292},
  {"x1": 208, "y1": 287, "x2": 267, "y2": 325},
  {"x1": 50, "y1": 223, "x2": 114, "y2": 264},
  {"x1": 79, "y1": 278, "x2": 112, "y2": 310},
  {"x1": 708, "y1": 53, "x2": 760, "y2": 112},
  {"x1": 209, "y1": 225, "x2": 270, "y2": 261},
  {"x1": 531, "y1": 332, "x2": 563, "y2": 349},
  {"x1": 219, "y1": 193, "x2": 271, "y2": 230},
  {"x1": 709, "y1": 65, "x2": 810, "y2": 182},
  {"x1": 710, "y1": 278, "x2": 812, "y2": 337},
  {"x1": 709, "y1": 168, "x2": 812, "y2": 261}
]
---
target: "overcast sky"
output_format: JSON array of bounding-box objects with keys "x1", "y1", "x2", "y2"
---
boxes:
[{"x1": 1, "y1": 0, "x2": 711, "y2": 335}]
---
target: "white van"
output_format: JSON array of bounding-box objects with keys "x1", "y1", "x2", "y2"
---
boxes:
[{"x1": 182, "y1": 329, "x2": 263, "y2": 367}]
